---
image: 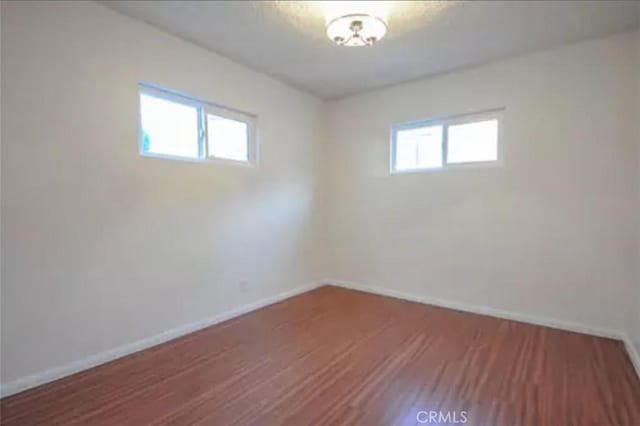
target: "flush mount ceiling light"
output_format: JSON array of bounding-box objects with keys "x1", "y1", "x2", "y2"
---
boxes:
[
  {"x1": 323, "y1": 1, "x2": 389, "y2": 47},
  {"x1": 326, "y1": 14, "x2": 387, "y2": 46}
]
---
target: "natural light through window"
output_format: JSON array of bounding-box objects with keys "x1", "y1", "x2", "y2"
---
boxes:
[
  {"x1": 447, "y1": 119, "x2": 498, "y2": 164},
  {"x1": 207, "y1": 114, "x2": 249, "y2": 162},
  {"x1": 139, "y1": 84, "x2": 256, "y2": 165},
  {"x1": 140, "y1": 94, "x2": 200, "y2": 159},
  {"x1": 391, "y1": 110, "x2": 502, "y2": 173},
  {"x1": 395, "y1": 125, "x2": 443, "y2": 171}
]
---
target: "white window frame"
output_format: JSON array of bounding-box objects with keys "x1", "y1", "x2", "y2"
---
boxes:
[
  {"x1": 390, "y1": 108, "x2": 504, "y2": 174},
  {"x1": 138, "y1": 83, "x2": 258, "y2": 166}
]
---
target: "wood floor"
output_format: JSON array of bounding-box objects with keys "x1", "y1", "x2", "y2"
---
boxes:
[{"x1": 1, "y1": 286, "x2": 639, "y2": 425}]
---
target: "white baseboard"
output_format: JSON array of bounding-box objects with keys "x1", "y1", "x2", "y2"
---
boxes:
[
  {"x1": 0, "y1": 282, "x2": 322, "y2": 398},
  {"x1": 328, "y1": 279, "x2": 624, "y2": 340},
  {"x1": 3, "y1": 280, "x2": 637, "y2": 398},
  {"x1": 624, "y1": 337, "x2": 640, "y2": 381},
  {"x1": 330, "y1": 279, "x2": 640, "y2": 381}
]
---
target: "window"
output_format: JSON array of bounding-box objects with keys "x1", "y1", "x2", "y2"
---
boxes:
[
  {"x1": 391, "y1": 109, "x2": 503, "y2": 173},
  {"x1": 139, "y1": 94, "x2": 200, "y2": 159},
  {"x1": 139, "y1": 83, "x2": 257, "y2": 164}
]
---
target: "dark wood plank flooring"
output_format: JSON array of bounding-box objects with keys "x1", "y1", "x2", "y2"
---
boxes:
[{"x1": 1, "y1": 285, "x2": 639, "y2": 425}]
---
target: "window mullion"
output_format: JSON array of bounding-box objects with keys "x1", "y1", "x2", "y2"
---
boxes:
[
  {"x1": 442, "y1": 123, "x2": 448, "y2": 167},
  {"x1": 198, "y1": 106, "x2": 207, "y2": 160}
]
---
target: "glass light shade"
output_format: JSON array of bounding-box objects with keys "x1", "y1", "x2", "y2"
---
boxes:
[{"x1": 326, "y1": 14, "x2": 387, "y2": 46}]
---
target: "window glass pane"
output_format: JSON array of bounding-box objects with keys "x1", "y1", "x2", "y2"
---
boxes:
[
  {"x1": 395, "y1": 125, "x2": 443, "y2": 171},
  {"x1": 447, "y1": 119, "x2": 498, "y2": 164},
  {"x1": 207, "y1": 114, "x2": 249, "y2": 162},
  {"x1": 139, "y1": 93, "x2": 199, "y2": 159}
]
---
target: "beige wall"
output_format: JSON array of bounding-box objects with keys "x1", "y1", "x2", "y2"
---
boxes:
[
  {"x1": 0, "y1": 1, "x2": 325, "y2": 388},
  {"x1": 326, "y1": 32, "x2": 639, "y2": 336}
]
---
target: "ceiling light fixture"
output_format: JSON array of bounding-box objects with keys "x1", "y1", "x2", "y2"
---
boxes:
[{"x1": 323, "y1": 1, "x2": 389, "y2": 47}]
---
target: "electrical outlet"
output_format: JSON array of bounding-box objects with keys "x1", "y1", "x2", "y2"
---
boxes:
[{"x1": 239, "y1": 281, "x2": 249, "y2": 293}]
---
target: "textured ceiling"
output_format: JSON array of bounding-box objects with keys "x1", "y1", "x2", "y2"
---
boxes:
[{"x1": 102, "y1": 1, "x2": 640, "y2": 99}]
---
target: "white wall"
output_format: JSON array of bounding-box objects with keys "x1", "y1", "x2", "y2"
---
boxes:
[
  {"x1": 326, "y1": 32, "x2": 639, "y2": 335},
  {"x1": 0, "y1": 1, "x2": 324, "y2": 387}
]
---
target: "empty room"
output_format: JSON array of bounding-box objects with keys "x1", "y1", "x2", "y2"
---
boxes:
[{"x1": 1, "y1": 0, "x2": 640, "y2": 424}]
